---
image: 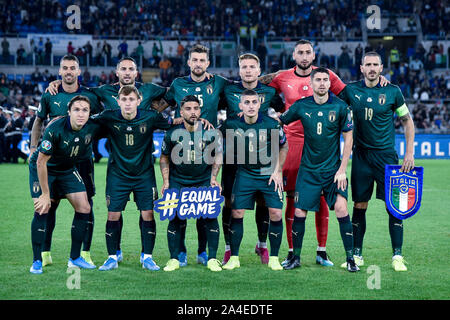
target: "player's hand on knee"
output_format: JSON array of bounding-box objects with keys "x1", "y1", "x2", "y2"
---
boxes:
[
  {"x1": 35, "y1": 194, "x2": 51, "y2": 214},
  {"x1": 269, "y1": 171, "x2": 283, "y2": 193}
]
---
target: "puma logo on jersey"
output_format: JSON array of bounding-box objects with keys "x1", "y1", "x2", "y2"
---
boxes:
[
  {"x1": 54, "y1": 101, "x2": 62, "y2": 107},
  {"x1": 63, "y1": 141, "x2": 69, "y2": 146},
  {"x1": 182, "y1": 88, "x2": 189, "y2": 93},
  {"x1": 287, "y1": 84, "x2": 293, "y2": 89},
  {"x1": 305, "y1": 112, "x2": 312, "y2": 118},
  {"x1": 233, "y1": 94, "x2": 240, "y2": 98},
  {"x1": 113, "y1": 125, "x2": 120, "y2": 131},
  {"x1": 354, "y1": 94, "x2": 361, "y2": 100}
]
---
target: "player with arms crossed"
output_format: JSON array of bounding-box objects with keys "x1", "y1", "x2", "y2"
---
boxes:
[
  {"x1": 160, "y1": 95, "x2": 223, "y2": 272},
  {"x1": 278, "y1": 67, "x2": 359, "y2": 272},
  {"x1": 94, "y1": 85, "x2": 172, "y2": 271},
  {"x1": 46, "y1": 57, "x2": 167, "y2": 263},
  {"x1": 220, "y1": 89, "x2": 289, "y2": 271},
  {"x1": 219, "y1": 53, "x2": 285, "y2": 265},
  {"x1": 30, "y1": 55, "x2": 102, "y2": 267},
  {"x1": 338, "y1": 52, "x2": 415, "y2": 271},
  {"x1": 29, "y1": 96, "x2": 101, "y2": 274},
  {"x1": 156, "y1": 44, "x2": 228, "y2": 266}
]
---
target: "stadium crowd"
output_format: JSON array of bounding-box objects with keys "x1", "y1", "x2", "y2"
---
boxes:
[{"x1": 0, "y1": 0, "x2": 447, "y2": 40}]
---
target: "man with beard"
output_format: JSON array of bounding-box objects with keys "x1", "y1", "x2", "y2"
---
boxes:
[
  {"x1": 337, "y1": 52, "x2": 415, "y2": 271},
  {"x1": 156, "y1": 44, "x2": 229, "y2": 267},
  {"x1": 29, "y1": 55, "x2": 102, "y2": 268},
  {"x1": 45, "y1": 57, "x2": 168, "y2": 263},
  {"x1": 159, "y1": 95, "x2": 223, "y2": 272},
  {"x1": 260, "y1": 40, "x2": 346, "y2": 267},
  {"x1": 278, "y1": 68, "x2": 358, "y2": 272}
]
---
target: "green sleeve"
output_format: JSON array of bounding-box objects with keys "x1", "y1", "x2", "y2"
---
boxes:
[
  {"x1": 145, "y1": 83, "x2": 167, "y2": 101},
  {"x1": 37, "y1": 94, "x2": 49, "y2": 120},
  {"x1": 337, "y1": 86, "x2": 350, "y2": 105},
  {"x1": 393, "y1": 87, "x2": 409, "y2": 116},
  {"x1": 152, "y1": 112, "x2": 173, "y2": 130},
  {"x1": 161, "y1": 131, "x2": 172, "y2": 156},
  {"x1": 38, "y1": 124, "x2": 57, "y2": 155},
  {"x1": 340, "y1": 105, "x2": 353, "y2": 132},
  {"x1": 279, "y1": 102, "x2": 301, "y2": 125}
]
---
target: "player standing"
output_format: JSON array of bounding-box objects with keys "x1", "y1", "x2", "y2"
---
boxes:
[
  {"x1": 219, "y1": 53, "x2": 284, "y2": 264},
  {"x1": 278, "y1": 68, "x2": 359, "y2": 272},
  {"x1": 220, "y1": 89, "x2": 289, "y2": 271},
  {"x1": 338, "y1": 52, "x2": 415, "y2": 271},
  {"x1": 260, "y1": 40, "x2": 347, "y2": 267},
  {"x1": 160, "y1": 95, "x2": 223, "y2": 272},
  {"x1": 30, "y1": 55, "x2": 102, "y2": 267},
  {"x1": 94, "y1": 85, "x2": 172, "y2": 271}
]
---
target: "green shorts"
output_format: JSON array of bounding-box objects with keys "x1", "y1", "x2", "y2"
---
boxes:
[
  {"x1": 351, "y1": 147, "x2": 399, "y2": 203},
  {"x1": 294, "y1": 167, "x2": 348, "y2": 212},
  {"x1": 231, "y1": 171, "x2": 283, "y2": 210},
  {"x1": 169, "y1": 178, "x2": 211, "y2": 190},
  {"x1": 29, "y1": 163, "x2": 86, "y2": 199},
  {"x1": 106, "y1": 172, "x2": 158, "y2": 212},
  {"x1": 76, "y1": 158, "x2": 95, "y2": 198}
]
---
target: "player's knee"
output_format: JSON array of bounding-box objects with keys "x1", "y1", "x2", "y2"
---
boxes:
[
  {"x1": 354, "y1": 202, "x2": 368, "y2": 210},
  {"x1": 76, "y1": 202, "x2": 91, "y2": 214},
  {"x1": 294, "y1": 208, "x2": 307, "y2": 218},
  {"x1": 232, "y1": 209, "x2": 245, "y2": 219},
  {"x1": 141, "y1": 210, "x2": 154, "y2": 221},
  {"x1": 268, "y1": 208, "x2": 282, "y2": 221}
]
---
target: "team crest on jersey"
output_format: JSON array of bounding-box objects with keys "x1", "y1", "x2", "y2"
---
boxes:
[
  {"x1": 378, "y1": 94, "x2": 386, "y2": 105},
  {"x1": 328, "y1": 110, "x2": 336, "y2": 122},
  {"x1": 139, "y1": 123, "x2": 147, "y2": 134},
  {"x1": 85, "y1": 134, "x2": 92, "y2": 145},
  {"x1": 206, "y1": 85, "x2": 213, "y2": 95},
  {"x1": 385, "y1": 165, "x2": 423, "y2": 220},
  {"x1": 41, "y1": 140, "x2": 52, "y2": 151},
  {"x1": 259, "y1": 94, "x2": 265, "y2": 104},
  {"x1": 33, "y1": 182, "x2": 40, "y2": 194}
]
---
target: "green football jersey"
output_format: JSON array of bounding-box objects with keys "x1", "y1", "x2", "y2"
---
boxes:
[
  {"x1": 220, "y1": 113, "x2": 286, "y2": 177},
  {"x1": 32, "y1": 116, "x2": 101, "y2": 174},
  {"x1": 339, "y1": 81, "x2": 406, "y2": 150},
  {"x1": 161, "y1": 124, "x2": 220, "y2": 185},
  {"x1": 280, "y1": 95, "x2": 353, "y2": 172},
  {"x1": 164, "y1": 75, "x2": 229, "y2": 126},
  {"x1": 38, "y1": 85, "x2": 102, "y2": 120},
  {"x1": 220, "y1": 81, "x2": 284, "y2": 120},
  {"x1": 93, "y1": 109, "x2": 172, "y2": 179},
  {"x1": 90, "y1": 82, "x2": 167, "y2": 110}
]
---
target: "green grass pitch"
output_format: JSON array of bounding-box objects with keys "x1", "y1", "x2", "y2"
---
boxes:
[{"x1": 0, "y1": 159, "x2": 449, "y2": 300}]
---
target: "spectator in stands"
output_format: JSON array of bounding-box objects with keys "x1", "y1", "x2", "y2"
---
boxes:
[
  {"x1": 44, "y1": 38, "x2": 52, "y2": 65},
  {"x1": 17, "y1": 45, "x2": 26, "y2": 65},
  {"x1": 1, "y1": 37, "x2": 10, "y2": 62},
  {"x1": 102, "y1": 40, "x2": 112, "y2": 66},
  {"x1": 83, "y1": 41, "x2": 93, "y2": 65},
  {"x1": 31, "y1": 68, "x2": 41, "y2": 83},
  {"x1": 83, "y1": 69, "x2": 91, "y2": 86},
  {"x1": 67, "y1": 41, "x2": 75, "y2": 55},
  {"x1": 159, "y1": 55, "x2": 172, "y2": 85},
  {"x1": 118, "y1": 40, "x2": 128, "y2": 59},
  {"x1": 409, "y1": 57, "x2": 423, "y2": 74},
  {"x1": 376, "y1": 42, "x2": 387, "y2": 65},
  {"x1": 152, "y1": 42, "x2": 162, "y2": 67},
  {"x1": 413, "y1": 103, "x2": 430, "y2": 129}
]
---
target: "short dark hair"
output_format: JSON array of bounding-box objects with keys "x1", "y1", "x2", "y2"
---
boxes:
[
  {"x1": 68, "y1": 95, "x2": 91, "y2": 111},
  {"x1": 118, "y1": 85, "x2": 142, "y2": 99},
  {"x1": 116, "y1": 57, "x2": 138, "y2": 69},
  {"x1": 361, "y1": 51, "x2": 382, "y2": 65},
  {"x1": 189, "y1": 44, "x2": 210, "y2": 59},
  {"x1": 240, "y1": 89, "x2": 259, "y2": 101},
  {"x1": 60, "y1": 54, "x2": 79, "y2": 65},
  {"x1": 180, "y1": 95, "x2": 200, "y2": 107},
  {"x1": 310, "y1": 67, "x2": 330, "y2": 79},
  {"x1": 295, "y1": 39, "x2": 313, "y2": 48}
]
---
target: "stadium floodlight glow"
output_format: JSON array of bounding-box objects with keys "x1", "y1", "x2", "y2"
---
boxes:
[{"x1": 383, "y1": 36, "x2": 394, "y2": 40}]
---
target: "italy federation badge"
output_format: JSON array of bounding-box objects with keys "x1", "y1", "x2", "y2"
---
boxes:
[{"x1": 385, "y1": 165, "x2": 423, "y2": 220}]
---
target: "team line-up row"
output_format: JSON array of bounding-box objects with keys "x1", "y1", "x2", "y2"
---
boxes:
[{"x1": 28, "y1": 40, "x2": 415, "y2": 275}]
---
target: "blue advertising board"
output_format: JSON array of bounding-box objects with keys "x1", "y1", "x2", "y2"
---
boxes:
[{"x1": 18, "y1": 133, "x2": 450, "y2": 159}]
